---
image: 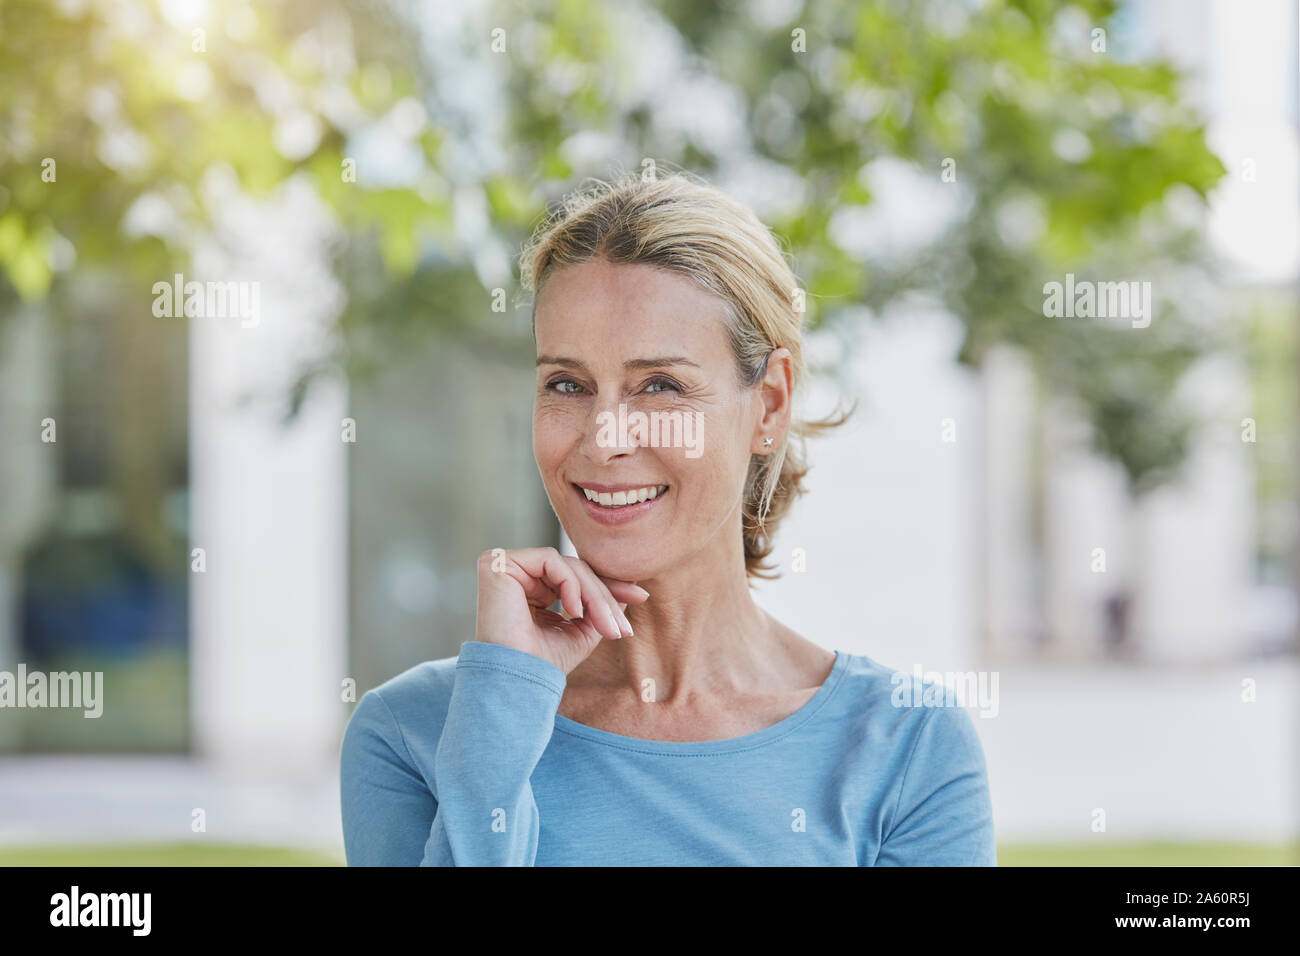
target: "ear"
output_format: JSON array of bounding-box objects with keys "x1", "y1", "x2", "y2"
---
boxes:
[{"x1": 751, "y1": 347, "x2": 794, "y2": 454}]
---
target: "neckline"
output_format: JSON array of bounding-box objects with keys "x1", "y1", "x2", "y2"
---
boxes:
[{"x1": 550, "y1": 649, "x2": 849, "y2": 755}]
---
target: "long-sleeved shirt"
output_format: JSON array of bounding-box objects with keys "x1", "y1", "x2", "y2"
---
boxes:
[{"x1": 339, "y1": 640, "x2": 996, "y2": 866}]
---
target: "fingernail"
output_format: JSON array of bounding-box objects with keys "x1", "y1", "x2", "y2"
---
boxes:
[
  {"x1": 634, "y1": 586, "x2": 650, "y2": 599},
  {"x1": 618, "y1": 608, "x2": 634, "y2": 638},
  {"x1": 606, "y1": 606, "x2": 623, "y2": 639}
]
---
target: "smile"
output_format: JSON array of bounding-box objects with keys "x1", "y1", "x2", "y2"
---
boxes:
[
  {"x1": 571, "y1": 482, "x2": 669, "y2": 525},
  {"x1": 577, "y1": 484, "x2": 667, "y2": 507}
]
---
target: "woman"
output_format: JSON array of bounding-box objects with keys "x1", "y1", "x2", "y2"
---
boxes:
[{"x1": 340, "y1": 172, "x2": 996, "y2": 866}]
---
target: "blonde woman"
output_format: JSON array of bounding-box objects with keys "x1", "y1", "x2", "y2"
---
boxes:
[{"x1": 340, "y1": 172, "x2": 996, "y2": 866}]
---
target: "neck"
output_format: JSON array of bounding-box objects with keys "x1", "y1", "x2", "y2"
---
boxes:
[{"x1": 583, "y1": 518, "x2": 786, "y2": 700}]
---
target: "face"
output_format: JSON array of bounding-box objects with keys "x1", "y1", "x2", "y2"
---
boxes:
[{"x1": 533, "y1": 258, "x2": 770, "y2": 583}]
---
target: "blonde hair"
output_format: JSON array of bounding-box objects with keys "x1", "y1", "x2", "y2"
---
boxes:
[{"x1": 520, "y1": 171, "x2": 851, "y2": 580}]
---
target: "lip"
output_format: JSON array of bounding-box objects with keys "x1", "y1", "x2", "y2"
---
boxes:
[
  {"x1": 571, "y1": 482, "x2": 668, "y2": 526},
  {"x1": 572, "y1": 481, "x2": 666, "y2": 494}
]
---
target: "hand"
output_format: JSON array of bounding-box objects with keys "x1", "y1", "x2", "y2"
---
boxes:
[{"x1": 474, "y1": 547, "x2": 649, "y2": 676}]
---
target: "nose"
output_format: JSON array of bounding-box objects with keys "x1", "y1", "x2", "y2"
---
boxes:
[{"x1": 581, "y1": 394, "x2": 642, "y2": 464}]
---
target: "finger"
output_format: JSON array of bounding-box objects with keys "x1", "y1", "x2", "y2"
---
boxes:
[
  {"x1": 523, "y1": 579, "x2": 562, "y2": 610},
  {"x1": 501, "y1": 548, "x2": 626, "y2": 640},
  {"x1": 480, "y1": 550, "x2": 562, "y2": 611},
  {"x1": 602, "y1": 580, "x2": 650, "y2": 605},
  {"x1": 502, "y1": 565, "x2": 577, "y2": 617},
  {"x1": 572, "y1": 611, "x2": 611, "y2": 643},
  {"x1": 548, "y1": 555, "x2": 622, "y2": 640},
  {"x1": 495, "y1": 560, "x2": 571, "y2": 613},
  {"x1": 539, "y1": 606, "x2": 608, "y2": 644},
  {"x1": 535, "y1": 554, "x2": 613, "y2": 639},
  {"x1": 500, "y1": 548, "x2": 586, "y2": 620},
  {"x1": 574, "y1": 561, "x2": 630, "y2": 639},
  {"x1": 566, "y1": 557, "x2": 633, "y2": 639}
]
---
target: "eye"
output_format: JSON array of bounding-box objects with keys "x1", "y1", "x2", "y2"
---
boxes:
[
  {"x1": 644, "y1": 376, "x2": 681, "y2": 393},
  {"x1": 545, "y1": 378, "x2": 585, "y2": 394}
]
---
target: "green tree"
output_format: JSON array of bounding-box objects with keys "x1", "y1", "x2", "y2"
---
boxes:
[{"x1": 1, "y1": 0, "x2": 1229, "y2": 494}]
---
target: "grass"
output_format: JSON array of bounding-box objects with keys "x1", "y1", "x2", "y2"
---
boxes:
[
  {"x1": 0, "y1": 842, "x2": 1295, "y2": 866},
  {"x1": 0, "y1": 843, "x2": 344, "y2": 866},
  {"x1": 997, "y1": 842, "x2": 1300, "y2": 867}
]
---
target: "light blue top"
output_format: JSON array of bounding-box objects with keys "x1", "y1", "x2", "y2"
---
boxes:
[{"x1": 340, "y1": 640, "x2": 996, "y2": 866}]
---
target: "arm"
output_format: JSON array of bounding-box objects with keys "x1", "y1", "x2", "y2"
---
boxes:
[
  {"x1": 874, "y1": 704, "x2": 997, "y2": 866},
  {"x1": 339, "y1": 688, "x2": 437, "y2": 866},
  {"x1": 340, "y1": 641, "x2": 566, "y2": 866}
]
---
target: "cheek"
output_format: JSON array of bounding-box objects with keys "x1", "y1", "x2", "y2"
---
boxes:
[
  {"x1": 533, "y1": 405, "x2": 585, "y2": 474},
  {"x1": 671, "y1": 438, "x2": 751, "y2": 513},
  {"x1": 657, "y1": 402, "x2": 746, "y2": 486}
]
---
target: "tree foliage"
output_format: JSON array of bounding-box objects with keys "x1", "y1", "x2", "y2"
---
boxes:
[{"x1": 0, "y1": 0, "x2": 1228, "y2": 492}]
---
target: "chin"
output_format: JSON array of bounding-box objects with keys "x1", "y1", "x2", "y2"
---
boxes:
[{"x1": 564, "y1": 534, "x2": 664, "y2": 582}]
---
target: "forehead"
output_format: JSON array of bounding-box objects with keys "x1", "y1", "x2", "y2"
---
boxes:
[{"x1": 534, "y1": 259, "x2": 731, "y2": 354}]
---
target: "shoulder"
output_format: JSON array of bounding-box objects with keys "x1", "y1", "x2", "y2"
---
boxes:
[
  {"x1": 825, "y1": 651, "x2": 990, "y2": 765},
  {"x1": 341, "y1": 654, "x2": 460, "y2": 757},
  {"x1": 824, "y1": 651, "x2": 925, "y2": 721},
  {"x1": 832, "y1": 653, "x2": 995, "y2": 863}
]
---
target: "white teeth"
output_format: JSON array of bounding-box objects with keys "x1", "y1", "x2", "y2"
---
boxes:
[{"x1": 579, "y1": 485, "x2": 668, "y2": 508}]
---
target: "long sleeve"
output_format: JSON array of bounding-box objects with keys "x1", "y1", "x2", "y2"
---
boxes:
[
  {"x1": 426, "y1": 641, "x2": 565, "y2": 865},
  {"x1": 874, "y1": 704, "x2": 997, "y2": 866},
  {"x1": 339, "y1": 641, "x2": 566, "y2": 866},
  {"x1": 339, "y1": 688, "x2": 437, "y2": 865}
]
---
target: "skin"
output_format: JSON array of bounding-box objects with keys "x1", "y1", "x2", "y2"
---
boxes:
[{"x1": 475, "y1": 257, "x2": 835, "y2": 742}]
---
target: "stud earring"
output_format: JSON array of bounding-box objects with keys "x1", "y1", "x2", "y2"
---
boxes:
[{"x1": 762, "y1": 437, "x2": 774, "y2": 448}]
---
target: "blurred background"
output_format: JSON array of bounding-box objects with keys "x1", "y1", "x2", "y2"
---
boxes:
[{"x1": 0, "y1": 0, "x2": 1296, "y2": 865}]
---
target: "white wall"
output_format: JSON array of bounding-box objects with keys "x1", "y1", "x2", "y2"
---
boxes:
[
  {"x1": 189, "y1": 174, "x2": 349, "y2": 778},
  {"x1": 755, "y1": 301, "x2": 982, "y2": 675}
]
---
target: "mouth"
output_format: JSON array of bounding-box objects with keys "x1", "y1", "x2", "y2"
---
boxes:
[{"x1": 570, "y1": 482, "x2": 669, "y2": 525}]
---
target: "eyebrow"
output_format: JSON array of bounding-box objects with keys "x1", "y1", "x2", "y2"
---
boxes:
[{"x1": 536, "y1": 355, "x2": 701, "y2": 371}]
